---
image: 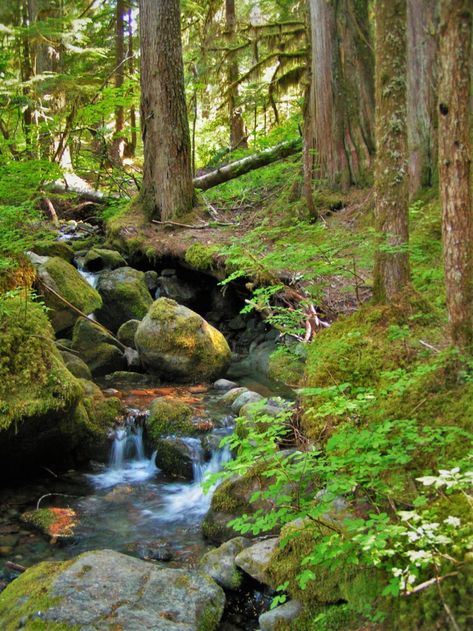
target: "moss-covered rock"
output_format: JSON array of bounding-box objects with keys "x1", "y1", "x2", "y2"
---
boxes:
[
  {"x1": 32, "y1": 239, "x2": 75, "y2": 263},
  {"x1": 21, "y1": 508, "x2": 78, "y2": 541},
  {"x1": 202, "y1": 462, "x2": 277, "y2": 544},
  {"x1": 0, "y1": 294, "x2": 116, "y2": 469},
  {"x1": 95, "y1": 266, "x2": 152, "y2": 331},
  {"x1": 0, "y1": 550, "x2": 225, "y2": 631},
  {"x1": 135, "y1": 298, "x2": 231, "y2": 383},
  {"x1": 200, "y1": 537, "x2": 251, "y2": 591},
  {"x1": 60, "y1": 351, "x2": 92, "y2": 380},
  {"x1": 71, "y1": 317, "x2": 126, "y2": 376},
  {"x1": 154, "y1": 436, "x2": 197, "y2": 479},
  {"x1": 117, "y1": 318, "x2": 140, "y2": 348},
  {"x1": 34, "y1": 256, "x2": 102, "y2": 332},
  {"x1": 147, "y1": 397, "x2": 195, "y2": 443},
  {"x1": 83, "y1": 247, "x2": 127, "y2": 272}
]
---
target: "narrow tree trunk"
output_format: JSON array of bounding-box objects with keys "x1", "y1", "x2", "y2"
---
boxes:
[
  {"x1": 111, "y1": 0, "x2": 125, "y2": 163},
  {"x1": 226, "y1": 0, "x2": 247, "y2": 150},
  {"x1": 306, "y1": 0, "x2": 374, "y2": 191},
  {"x1": 125, "y1": 6, "x2": 137, "y2": 158},
  {"x1": 139, "y1": 0, "x2": 194, "y2": 221},
  {"x1": 193, "y1": 139, "x2": 301, "y2": 191},
  {"x1": 438, "y1": 0, "x2": 473, "y2": 349},
  {"x1": 407, "y1": 0, "x2": 440, "y2": 197},
  {"x1": 303, "y1": 78, "x2": 317, "y2": 219},
  {"x1": 373, "y1": 0, "x2": 410, "y2": 302}
]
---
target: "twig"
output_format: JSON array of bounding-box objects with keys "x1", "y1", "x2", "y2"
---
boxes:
[
  {"x1": 36, "y1": 492, "x2": 77, "y2": 510},
  {"x1": 37, "y1": 280, "x2": 126, "y2": 350},
  {"x1": 42, "y1": 467, "x2": 58, "y2": 478},
  {"x1": 419, "y1": 339, "x2": 440, "y2": 353},
  {"x1": 5, "y1": 561, "x2": 26, "y2": 573},
  {"x1": 43, "y1": 198, "x2": 59, "y2": 228}
]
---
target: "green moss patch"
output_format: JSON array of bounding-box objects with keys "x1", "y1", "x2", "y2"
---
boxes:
[{"x1": 147, "y1": 397, "x2": 195, "y2": 442}]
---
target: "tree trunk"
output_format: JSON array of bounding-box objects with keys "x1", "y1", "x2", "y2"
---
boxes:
[
  {"x1": 407, "y1": 0, "x2": 440, "y2": 197},
  {"x1": 111, "y1": 0, "x2": 125, "y2": 163},
  {"x1": 226, "y1": 0, "x2": 247, "y2": 150},
  {"x1": 139, "y1": 0, "x2": 194, "y2": 221},
  {"x1": 124, "y1": 5, "x2": 137, "y2": 158},
  {"x1": 373, "y1": 0, "x2": 410, "y2": 303},
  {"x1": 193, "y1": 138, "x2": 301, "y2": 191},
  {"x1": 438, "y1": 0, "x2": 473, "y2": 349},
  {"x1": 306, "y1": 0, "x2": 374, "y2": 191}
]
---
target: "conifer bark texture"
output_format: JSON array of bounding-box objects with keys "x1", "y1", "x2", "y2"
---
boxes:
[
  {"x1": 373, "y1": 0, "x2": 410, "y2": 303},
  {"x1": 407, "y1": 0, "x2": 439, "y2": 197},
  {"x1": 226, "y1": 0, "x2": 247, "y2": 150},
  {"x1": 438, "y1": 0, "x2": 473, "y2": 349},
  {"x1": 139, "y1": 0, "x2": 193, "y2": 221},
  {"x1": 306, "y1": 0, "x2": 374, "y2": 192}
]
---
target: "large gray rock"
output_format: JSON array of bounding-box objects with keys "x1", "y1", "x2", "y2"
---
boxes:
[
  {"x1": 219, "y1": 387, "x2": 248, "y2": 406},
  {"x1": 200, "y1": 537, "x2": 252, "y2": 591},
  {"x1": 30, "y1": 254, "x2": 102, "y2": 332},
  {"x1": 95, "y1": 267, "x2": 153, "y2": 331},
  {"x1": 71, "y1": 317, "x2": 126, "y2": 376},
  {"x1": 258, "y1": 600, "x2": 303, "y2": 631},
  {"x1": 213, "y1": 379, "x2": 238, "y2": 391},
  {"x1": 0, "y1": 549, "x2": 225, "y2": 630},
  {"x1": 135, "y1": 298, "x2": 231, "y2": 383},
  {"x1": 235, "y1": 538, "x2": 279, "y2": 586}
]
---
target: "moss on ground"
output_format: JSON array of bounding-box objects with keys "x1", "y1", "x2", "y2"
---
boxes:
[{"x1": 184, "y1": 244, "x2": 218, "y2": 271}]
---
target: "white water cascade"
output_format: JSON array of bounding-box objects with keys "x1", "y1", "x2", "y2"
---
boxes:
[{"x1": 88, "y1": 410, "x2": 157, "y2": 488}]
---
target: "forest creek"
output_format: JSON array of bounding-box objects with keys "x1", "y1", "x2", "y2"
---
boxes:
[{"x1": 0, "y1": 0, "x2": 472, "y2": 630}]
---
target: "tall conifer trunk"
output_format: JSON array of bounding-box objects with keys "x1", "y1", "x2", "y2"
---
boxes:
[
  {"x1": 438, "y1": 0, "x2": 473, "y2": 349},
  {"x1": 407, "y1": 0, "x2": 439, "y2": 197},
  {"x1": 111, "y1": 0, "x2": 125, "y2": 163},
  {"x1": 373, "y1": 0, "x2": 410, "y2": 302},
  {"x1": 139, "y1": 0, "x2": 193, "y2": 221},
  {"x1": 305, "y1": 0, "x2": 374, "y2": 193},
  {"x1": 226, "y1": 0, "x2": 247, "y2": 150}
]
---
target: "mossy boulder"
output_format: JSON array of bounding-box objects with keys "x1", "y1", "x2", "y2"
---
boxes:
[
  {"x1": 34, "y1": 255, "x2": 102, "y2": 332},
  {"x1": 0, "y1": 550, "x2": 225, "y2": 631},
  {"x1": 135, "y1": 298, "x2": 231, "y2": 383},
  {"x1": 71, "y1": 317, "x2": 126, "y2": 376},
  {"x1": 83, "y1": 247, "x2": 127, "y2": 271},
  {"x1": 147, "y1": 397, "x2": 195, "y2": 443},
  {"x1": 95, "y1": 266, "x2": 152, "y2": 331},
  {"x1": 154, "y1": 436, "x2": 200, "y2": 479},
  {"x1": 117, "y1": 318, "x2": 140, "y2": 348},
  {"x1": 200, "y1": 537, "x2": 251, "y2": 591},
  {"x1": 32, "y1": 239, "x2": 75, "y2": 263},
  {"x1": 0, "y1": 294, "x2": 115, "y2": 469},
  {"x1": 202, "y1": 463, "x2": 276, "y2": 544},
  {"x1": 235, "y1": 538, "x2": 279, "y2": 586},
  {"x1": 60, "y1": 350, "x2": 92, "y2": 380},
  {"x1": 21, "y1": 508, "x2": 78, "y2": 541}
]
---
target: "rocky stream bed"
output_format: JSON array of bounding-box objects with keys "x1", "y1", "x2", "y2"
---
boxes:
[{"x1": 0, "y1": 222, "x2": 301, "y2": 630}]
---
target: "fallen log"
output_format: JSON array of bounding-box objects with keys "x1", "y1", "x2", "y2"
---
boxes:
[{"x1": 193, "y1": 138, "x2": 302, "y2": 191}]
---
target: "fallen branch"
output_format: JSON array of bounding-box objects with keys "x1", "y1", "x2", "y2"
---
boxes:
[
  {"x1": 419, "y1": 339, "x2": 440, "y2": 353},
  {"x1": 37, "y1": 279, "x2": 126, "y2": 351},
  {"x1": 403, "y1": 572, "x2": 459, "y2": 596},
  {"x1": 5, "y1": 561, "x2": 26, "y2": 574},
  {"x1": 193, "y1": 138, "x2": 302, "y2": 191},
  {"x1": 37, "y1": 492, "x2": 77, "y2": 510},
  {"x1": 151, "y1": 219, "x2": 236, "y2": 230},
  {"x1": 43, "y1": 198, "x2": 59, "y2": 228}
]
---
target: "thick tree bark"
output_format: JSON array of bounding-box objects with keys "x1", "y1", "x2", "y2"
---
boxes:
[
  {"x1": 139, "y1": 0, "x2": 194, "y2": 221},
  {"x1": 373, "y1": 0, "x2": 410, "y2": 303},
  {"x1": 124, "y1": 5, "x2": 137, "y2": 158},
  {"x1": 306, "y1": 0, "x2": 374, "y2": 192},
  {"x1": 111, "y1": 0, "x2": 126, "y2": 163},
  {"x1": 438, "y1": 0, "x2": 473, "y2": 349},
  {"x1": 226, "y1": 0, "x2": 247, "y2": 150},
  {"x1": 407, "y1": 0, "x2": 440, "y2": 197},
  {"x1": 193, "y1": 138, "x2": 301, "y2": 191}
]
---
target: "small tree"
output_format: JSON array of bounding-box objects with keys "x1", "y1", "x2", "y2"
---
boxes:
[
  {"x1": 438, "y1": 0, "x2": 473, "y2": 349},
  {"x1": 373, "y1": 0, "x2": 410, "y2": 302},
  {"x1": 139, "y1": 0, "x2": 194, "y2": 221}
]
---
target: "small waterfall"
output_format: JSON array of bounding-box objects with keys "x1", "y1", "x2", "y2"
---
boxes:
[
  {"x1": 88, "y1": 410, "x2": 157, "y2": 488},
  {"x1": 158, "y1": 434, "x2": 232, "y2": 519}
]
